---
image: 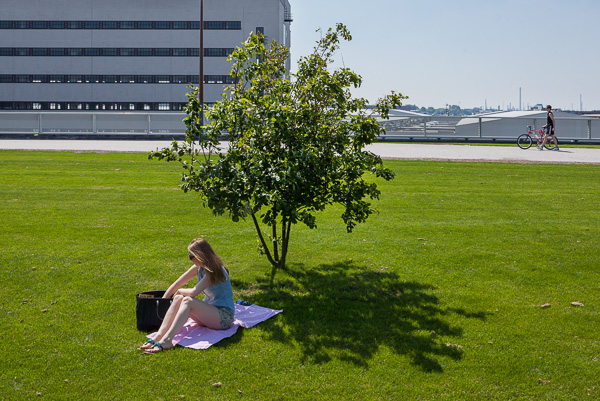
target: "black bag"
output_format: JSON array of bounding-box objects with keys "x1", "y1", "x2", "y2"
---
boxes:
[{"x1": 135, "y1": 290, "x2": 173, "y2": 332}]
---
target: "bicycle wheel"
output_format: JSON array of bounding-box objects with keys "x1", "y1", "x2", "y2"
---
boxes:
[
  {"x1": 543, "y1": 139, "x2": 555, "y2": 150},
  {"x1": 517, "y1": 134, "x2": 532, "y2": 149}
]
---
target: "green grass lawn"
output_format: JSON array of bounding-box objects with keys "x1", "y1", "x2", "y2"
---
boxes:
[{"x1": 1, "y1": 150, "x2": 599, "y2": 400}]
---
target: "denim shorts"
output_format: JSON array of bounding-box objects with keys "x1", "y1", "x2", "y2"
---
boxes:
[{"x1": 217, "y1": 307, "x2": 234, "y2": 329}]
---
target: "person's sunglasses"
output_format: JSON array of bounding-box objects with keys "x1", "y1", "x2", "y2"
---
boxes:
[{"x1": 189, "y1": 253, "x2": 194, "y2": 260}]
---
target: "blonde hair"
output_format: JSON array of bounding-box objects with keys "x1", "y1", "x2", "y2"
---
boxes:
[{"x1": 188, "y1": 238, "x2": 229, "y2": 284}]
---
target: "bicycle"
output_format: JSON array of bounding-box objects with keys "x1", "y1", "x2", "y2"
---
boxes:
[{"x1": 517, "y1": 126, "x2": 554, "y2": 150}]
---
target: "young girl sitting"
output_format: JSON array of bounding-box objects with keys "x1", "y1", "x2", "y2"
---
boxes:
[{"x1": 140, "y1": 238, "x2": 235, "y2": 354}]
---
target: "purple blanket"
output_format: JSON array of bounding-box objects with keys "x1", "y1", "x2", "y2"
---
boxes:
[{"x1": 149, "y1": 304, "x2": 282, "y2": 349}]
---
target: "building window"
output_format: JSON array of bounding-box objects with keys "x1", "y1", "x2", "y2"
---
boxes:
[
  {"x1": 173, "y1": 21, "x2": 188, "y2": 29},
  {"x1": 138, "y1": 21, "x2": 153, "y2": 29},
  {"x1": 155, "y1": 21, "x2": 170, "y2": 29},
  {"x1": 84, "y1": 48, "x2": 100, "y2": 56},
  {"x1": 204, "y1": 48, "x2": 234, "y2": 57},
  {"x1": 204, "y1": 21, "x2": 241, "y2": 30},
  {"x1": 0, "y1": 47, "x2": 203, "y2": 57},
  {"x1": 32, "y1": 21, "x2": 48, "y2": 29},
  {"x1": 67, "y1": 102, "x2": 84, "y2": 110},
  {"x1": 204, "y1": 21, "x2": 222, "y2": 30},
  {"x1": 155, "y1": 48, "x2": 171, "y2": 56},
  {"x1": 101, "y1": 21, "x2": 118, "y2": 29},
  {"x1": 49, "y1": 21, "x2": 65, "y2": 29},
  {"x1": 32, "y1": 75, "x2": 48, "y2": 83},
  {"x1": 84, "y1": 21, "x2": 100, "y2": 29},
  {"x1": 225, "y1": 21, "x2": 241, "y2": 30},
  {"x1": 204, "y1": 75, "x2": 237, "y2": 84},
  {"x1": 172, "y1": 75, "x2": 189, "y2": 84},
  {"x1": 49, "y1": 48, "x2": 65, "y2": 56},
  {"x1": 14, "y1": 21, "x2": 30, "y2": 29},
  {"x1": 0, "y1": 74, "x2": 217, "y2": 85},
  {"x1": 0, "y1": 101, "x2": 188, "y2": 111},
  {"x1": 172, "y1": 48, "x2": 188, "y2": 57},
  {"x1": 0, "y1": 20, "x2": 200, "y2": 30}
]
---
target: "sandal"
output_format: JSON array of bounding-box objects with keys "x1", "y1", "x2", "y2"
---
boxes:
[
  {"x1": 138, "y1": 339, "x2": 155, "y2": 350},
  {"x1": 145, "y1": 342, "x2": 168, "y2": 354}
]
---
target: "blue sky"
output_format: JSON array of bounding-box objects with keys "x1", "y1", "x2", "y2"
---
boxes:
[{"x1": 289, "y1": 0, "x2": 600, "y2": 110}]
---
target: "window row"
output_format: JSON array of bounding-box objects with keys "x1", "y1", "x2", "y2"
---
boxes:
[
  {"x1": 0, "y1": 48, "x2": 203, "y2": 57},
  {"x1": 0, "y1": 101, "x2": 195, "y2": 111},
  {"x1": 0, "y1": 75, "x2": 237, "y2": 84},
  {"x1": 0, "y1": 20, "x2": 241, "y2": 30}
]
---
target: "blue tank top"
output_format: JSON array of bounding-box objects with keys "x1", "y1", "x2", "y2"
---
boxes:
[{"x1": 197, "y1": 267, "x2": 235, "y2": 315}]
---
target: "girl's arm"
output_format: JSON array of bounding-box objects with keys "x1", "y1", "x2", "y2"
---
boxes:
[
  {"x1": 177, "y1": 273, "x2": 211, "y2": 298},
  {"x1": 163, "y1": 265, "x2": 198, "y2": 298}
]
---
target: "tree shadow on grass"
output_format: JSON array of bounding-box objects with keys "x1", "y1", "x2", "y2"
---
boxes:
[{"x1": 232, "y1": 261, "x2": 489, "y2": 372}]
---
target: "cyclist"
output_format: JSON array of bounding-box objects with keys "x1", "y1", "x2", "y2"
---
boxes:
[{"x1": 539, "y1": 105, "x2": 559, "y2": 150}]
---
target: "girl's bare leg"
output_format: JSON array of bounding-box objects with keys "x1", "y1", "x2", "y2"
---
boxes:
[
  {"x1": 149, "y1": 297, "x2": 221, "y2": 351},
  {"x1": 139, "y1": 295, "x2": 184, "y2": 349}
]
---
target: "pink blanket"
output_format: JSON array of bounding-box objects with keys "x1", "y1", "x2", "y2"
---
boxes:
[{"x1": 149, "y1": 304, "x2": 282, "y2": 349}]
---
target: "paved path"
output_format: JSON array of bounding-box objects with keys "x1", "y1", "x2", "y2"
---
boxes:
[{"x1": 1, "y1": 139, "x2": 599, "y2": 164}]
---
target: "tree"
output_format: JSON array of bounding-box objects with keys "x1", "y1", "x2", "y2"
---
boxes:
[{"x1": 150, "y1": 24, "x2": 405, "y2": 274}]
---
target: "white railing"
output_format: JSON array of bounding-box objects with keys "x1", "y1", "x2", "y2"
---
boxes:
[
  {"x1": 0, "y1": 111, "x2": 599, "y2": 142},
  {"x1": 379, "y1": 115, "x2": 600, "y2": 142},
  {"x1": 0, "y1": 111, "x2": 186, "y2": 135}
]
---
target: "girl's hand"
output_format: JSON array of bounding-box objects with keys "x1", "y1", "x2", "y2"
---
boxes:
[{"x1": 176, "y1": 288, "x2": 194, "y2": 297}]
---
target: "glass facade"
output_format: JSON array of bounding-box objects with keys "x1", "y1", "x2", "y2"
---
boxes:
[
  {"x1": 0, "y1": 20, "x2": 241, "y2": 30},
  {"x1": 0, "y1": 48, "x2": 201, "y2": 57}
]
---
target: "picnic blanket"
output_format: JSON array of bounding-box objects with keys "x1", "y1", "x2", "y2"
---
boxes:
[{"x1": 148, "y1": 304, "x2": 282, "y2": 349}]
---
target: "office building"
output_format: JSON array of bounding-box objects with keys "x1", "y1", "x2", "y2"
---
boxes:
[{"x1": 0, "y1": 0, "x2": 292, "y2": 112}]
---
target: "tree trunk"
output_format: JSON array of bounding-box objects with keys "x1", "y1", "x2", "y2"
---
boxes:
[{"x1": 251, "y1": 212, "x2": 291, "y2": 273}]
